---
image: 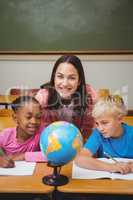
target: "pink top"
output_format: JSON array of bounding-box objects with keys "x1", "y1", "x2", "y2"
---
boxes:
[
  {"x1": 0, "y1": 127, "x2": 46, "y2": 162},
  {"x1": 36, "y1": 84, "x2": 97, "y2": 141},
  {"x1": 36, "y1": 84, "x2": 96, "y2": 108}
]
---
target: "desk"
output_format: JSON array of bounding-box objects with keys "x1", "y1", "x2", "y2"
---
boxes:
[
  {"x1": 0, "y1": 163, "x2": 53, "y2": 194},
  {"x1": 0, "y1": 95, "x2": 18, "y2": 108},
  {"x1": 58, "y1": 163, "x2": 133, "y2": 195},
  {"x1": 1, "y1": 162, "x2": 133, "y2": 200}
]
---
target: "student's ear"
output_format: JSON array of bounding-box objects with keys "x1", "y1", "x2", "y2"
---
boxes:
[{"x1": 118, "y1": 115, "x2": 124, "y2": 123}]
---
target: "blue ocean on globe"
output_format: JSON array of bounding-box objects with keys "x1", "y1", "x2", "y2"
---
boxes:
[{"x1": 40, "y1": 121, "x2": 83, "y2": 166}]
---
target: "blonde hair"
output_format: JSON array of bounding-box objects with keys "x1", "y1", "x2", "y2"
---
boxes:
[{"x1": 92, "y1": 95, "x2": 127, "y2": 118}]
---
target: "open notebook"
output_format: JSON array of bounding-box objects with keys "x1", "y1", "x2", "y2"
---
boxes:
[
  {"x1": 72, "y1": 158, "x2": 133, "y2": 180},
  {"x1": 0, "y1": 161, "x2": 36, "y2": 176}
]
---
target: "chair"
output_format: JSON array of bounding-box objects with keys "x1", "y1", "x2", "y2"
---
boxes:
[
  {"x1": 123, "y1": 116, "x2": 133, "y2": 126},
  {"x1": 0, "y1": 117, "x2": 16, "y2": 132},
  {"x1": 97, "y1": 88, "x2": 110, "y2": 98},
  {"x1": 10, "y1": 88, "x2": 39, "y2": 96},
  {"x1": 0, "y1": 109, "x2": 16, "y2": 132},
  {"x1": 0, "y1": 109, "x2": 13, "y2": 117}
]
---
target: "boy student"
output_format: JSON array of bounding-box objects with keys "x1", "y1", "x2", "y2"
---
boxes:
[
  {"x1": 0, "y1": 96, "x2": 45, "y2": 168},
  {"x1": 75, "y1": 94, "x2": 133, "y2": 174}
]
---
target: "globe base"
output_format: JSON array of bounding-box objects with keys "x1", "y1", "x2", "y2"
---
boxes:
[
  {"x1": 42, "y1": 165, "x2": 69, "y2": 186},
  {"x1": 42, "y1": 174, "x2": 69, "y2": 186}
]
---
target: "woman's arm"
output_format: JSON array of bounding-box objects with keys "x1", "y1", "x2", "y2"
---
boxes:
[
  {"x1": 86, "y1": 84, "x2": 97, "y2": 102},
  {"x1": 35, "y1": 89, "x2": 48, "y2": 108}
]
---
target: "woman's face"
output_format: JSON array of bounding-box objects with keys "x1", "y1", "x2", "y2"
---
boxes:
[{"x1": 54, "y1": 62, "x2": 80, "y2": 99}]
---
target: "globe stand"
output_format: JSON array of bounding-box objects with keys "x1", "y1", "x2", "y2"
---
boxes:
[{"x1": 42, "y1": 162, "x2": 69, "y2": 186}]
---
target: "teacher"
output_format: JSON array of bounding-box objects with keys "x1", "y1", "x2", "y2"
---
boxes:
[{"x1": 36, "y1": 55, "x2": 97, "y2": 142}]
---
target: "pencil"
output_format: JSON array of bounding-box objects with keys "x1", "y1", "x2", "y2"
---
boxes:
[
  {"x1": 103, "y1": 151, "x2": 118, "y2": 163},
  {"x1": 0, "y1": 148, "x2": 14, "y2": 164}
]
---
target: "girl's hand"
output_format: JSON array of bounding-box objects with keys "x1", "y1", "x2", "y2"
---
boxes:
[{"x1": 0, "y1": 156, "x2": 15, "y2": 168}]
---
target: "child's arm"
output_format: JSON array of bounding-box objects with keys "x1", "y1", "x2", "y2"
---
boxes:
[
  {"x1": 75, "y1": 148, "x2": 131, "y2": 174},
  {"x1": 25, "y1": 151, "x2": 47, "y2": 162},
  {"x1": 10, "y1": 153, "x2": 25, "y2": 161},
  {"x1": 10, "y1": 151, "x2": 47, "y2": 162}
]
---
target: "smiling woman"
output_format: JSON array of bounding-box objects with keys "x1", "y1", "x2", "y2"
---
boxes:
[{"x1": 35, "y1": 55, "x2": 97, "y2": 142}]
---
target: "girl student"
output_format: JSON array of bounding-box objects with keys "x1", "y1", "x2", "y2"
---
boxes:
[{"x1": 0, "y1": 96, "x2": 45, "y2": 167}]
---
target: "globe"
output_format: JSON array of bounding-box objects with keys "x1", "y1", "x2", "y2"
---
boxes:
[{"x1": 40, "y1": 121, "x2": 83, "y2": 166}]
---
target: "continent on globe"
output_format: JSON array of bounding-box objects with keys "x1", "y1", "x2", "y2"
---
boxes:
[{"x1": 46, "y1": 134, "x2": 62, "y2": 155}]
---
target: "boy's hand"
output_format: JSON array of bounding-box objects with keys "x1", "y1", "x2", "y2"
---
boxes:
[
  {"x1": 128, "y1": 162, "x2": 133, "y2": 172},
  {"x1": 111, "y1": 162, "x2": 131, "y2": 174}
]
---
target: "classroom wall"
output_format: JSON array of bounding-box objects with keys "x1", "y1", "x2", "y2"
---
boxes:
[{"x1": 0, "y1": 55, "x2": 133, "y2": 109}]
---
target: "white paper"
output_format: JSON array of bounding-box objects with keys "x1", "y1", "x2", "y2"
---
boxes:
[
  {"x1": 111, "y1": 172, "x2": 133, "y2": 180},
  {"x1": 72, "y1": 163, "x2": 111, "y2": 179},
  {"x1": 72, "y1": 158, "x2": 133, "y2": 180},
  {"x1": 0, "y1": 161, "x2": 36, "y2": 176}
]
